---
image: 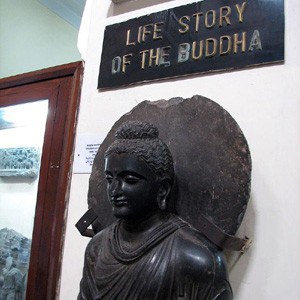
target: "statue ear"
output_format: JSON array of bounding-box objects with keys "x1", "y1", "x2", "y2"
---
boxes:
[{"x1": 157, "y1": 179, "x2": 171, "y2": 211}]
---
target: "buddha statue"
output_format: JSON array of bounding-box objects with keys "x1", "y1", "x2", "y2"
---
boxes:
[{"x1": 78, "y1": 121, "x2": 232, "y2": 300}]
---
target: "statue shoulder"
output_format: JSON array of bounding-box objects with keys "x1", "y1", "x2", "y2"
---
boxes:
[
  {"x1": 85, "y1": 222, "x2": 115, "y2": 257},
  {"x1": 174, "y1": 225, "x2": 229, "y2": 279},
  {"x1": 173, "y1": 225, "x2": 232, "y2": 299}
]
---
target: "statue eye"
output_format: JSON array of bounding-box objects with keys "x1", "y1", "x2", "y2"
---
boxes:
[
  {"x1": 124, "y1": 175, "x2": 140, "y2": 184},
  {"x1": 105, "y1": 175, "x2": 113, "y2": 183}
]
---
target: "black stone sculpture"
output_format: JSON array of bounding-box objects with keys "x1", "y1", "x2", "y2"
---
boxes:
[
  {"x1": 78, "y1": 96, "x2": 252, "y2": 299},
  {"x1": 78, "y1": 121, "x2": 233, "y2": 299}
]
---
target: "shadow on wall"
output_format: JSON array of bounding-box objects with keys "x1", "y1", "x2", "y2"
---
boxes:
[
  {"x1": 225, "y1": 196, "x2": 256, "y2": 296},
  {"x1": 108, "y1": 0, "x2": 174, "y2": 17}
]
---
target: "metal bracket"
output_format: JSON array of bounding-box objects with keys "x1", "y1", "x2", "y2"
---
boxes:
[{"x1": 75, "y1": 208, "x2": 98, "y2": 237}]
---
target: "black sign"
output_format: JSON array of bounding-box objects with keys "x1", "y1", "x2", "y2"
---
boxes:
[{"x1": 98, "y1": 0, "x2": 284, "y2": 89}]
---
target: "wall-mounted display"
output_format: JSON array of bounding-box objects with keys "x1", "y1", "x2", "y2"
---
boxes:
[
  {"x1": 0, "y1": 148, "x2": 40, "y2": 178},
  {"x1": 98, "y1": 0, "x2": 284, "y2": 89}
]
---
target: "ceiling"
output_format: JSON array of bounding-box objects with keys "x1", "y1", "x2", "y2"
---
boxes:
[{"x1": 38, "y1": 0, "x2": 86, "y2": 29}]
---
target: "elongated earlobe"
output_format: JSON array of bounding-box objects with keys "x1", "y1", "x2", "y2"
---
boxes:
[
  {"x1": 158, "y1": 198, "x2": 166, "y2": 210},
  {"x1": 157, "y1": 179, "x2": 171, "y2": 211}
]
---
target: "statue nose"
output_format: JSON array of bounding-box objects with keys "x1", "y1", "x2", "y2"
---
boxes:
[{"x1": 110, "y1": 179, "x2": 122, "y2": 197}]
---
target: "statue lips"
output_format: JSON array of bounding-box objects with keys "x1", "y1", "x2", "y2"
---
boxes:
[
  {"x1": 111, "y1": 199, "x2": 128, "y2": 207},
  {"x1": 111, "y1": 197, "x2": 128, "y2": 207}
]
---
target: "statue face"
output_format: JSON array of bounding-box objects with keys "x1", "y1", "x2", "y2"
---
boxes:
[{"x1": 104, "y1": 152, "x2": 160, "y2": 221}]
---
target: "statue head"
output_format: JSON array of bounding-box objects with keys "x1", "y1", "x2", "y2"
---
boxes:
[{"x1": 104, "y1": 121, "x2": 174, "y2": 221}]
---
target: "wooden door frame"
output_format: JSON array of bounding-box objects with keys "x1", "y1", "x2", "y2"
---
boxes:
[{"x1": 0, "y1": 61, "x2": 83, "y2": 299}]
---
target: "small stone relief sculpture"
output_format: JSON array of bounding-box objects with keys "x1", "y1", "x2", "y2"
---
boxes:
[
  {"x1": 0, "y1": 249, "x2": 25, "y2": 300},
  {"x1": 0, "y1": 148, "x2": 40, "y2": 178},
  {"x1": 0, "y1": 229, "x2": 31, "y2": 300}
]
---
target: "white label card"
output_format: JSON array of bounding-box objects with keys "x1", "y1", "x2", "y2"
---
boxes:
[{"x1": 73, "y1": 134, "x2": 104, "y2": 174}]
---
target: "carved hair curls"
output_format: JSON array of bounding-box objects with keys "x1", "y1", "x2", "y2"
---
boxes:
[{"x1": 105, "y1": 121, "x2": 174, "y2": 183}]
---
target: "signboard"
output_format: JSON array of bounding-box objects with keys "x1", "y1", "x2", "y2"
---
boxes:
[{"x1": 98, "y1": 0, "x2": 284, "y2": 89}]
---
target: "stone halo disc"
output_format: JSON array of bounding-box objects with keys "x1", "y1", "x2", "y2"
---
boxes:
[{"x1": 88, "y1": 95, "x2": 251, "y2": 236}]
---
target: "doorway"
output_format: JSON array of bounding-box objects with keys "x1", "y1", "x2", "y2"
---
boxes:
[{"x1": 0, "y1": 61, "x2": 83, "y2": 299}]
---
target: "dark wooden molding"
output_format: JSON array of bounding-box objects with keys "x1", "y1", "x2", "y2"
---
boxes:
[{"x1": 0, "y1": 61, "x2": 83, "y2": 90}]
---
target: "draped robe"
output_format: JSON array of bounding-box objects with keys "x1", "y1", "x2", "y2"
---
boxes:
[{"x1": 78, "y1": 214, "x2": 232, "y2": 300}]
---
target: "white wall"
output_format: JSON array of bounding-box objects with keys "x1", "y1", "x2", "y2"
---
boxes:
[
  {"x1": 60, "y1": 0, "x2": 300, "y2": 299},
  {"x1": 0, "y1": 0, "x2": 81, "y2": 78}
]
